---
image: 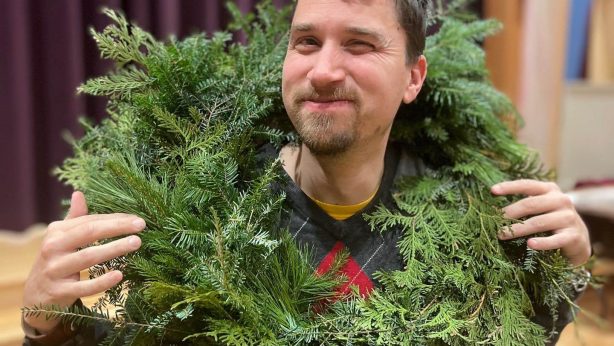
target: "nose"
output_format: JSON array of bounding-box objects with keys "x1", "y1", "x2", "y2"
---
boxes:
[{"x1": 307, "y1": 43, "x2": 346, "y2": 89}]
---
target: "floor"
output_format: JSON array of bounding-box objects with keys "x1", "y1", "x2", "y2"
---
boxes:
[{"x1": 558, "y1": 260, "x2": 614, "y2": 346}]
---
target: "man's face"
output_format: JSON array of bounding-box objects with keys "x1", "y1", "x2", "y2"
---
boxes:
[{"x1": 282, "y1": 0, "x2": 417, "y2": 156}]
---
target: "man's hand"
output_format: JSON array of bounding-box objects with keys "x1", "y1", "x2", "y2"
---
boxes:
[
  {"x1": 491, "y1": 179, "x2": 591, "y2": 266},
  {"x1": 22, "y1": 191, "x2": 145, "y2": 334}
]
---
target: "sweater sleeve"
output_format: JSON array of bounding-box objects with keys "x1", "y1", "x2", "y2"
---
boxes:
[
  {"x1": 22, "y1": 300, "x2": 109, "y2": 346},
  {"x1": 532, "y1": 291, "x2": 582, "y2": 346}
]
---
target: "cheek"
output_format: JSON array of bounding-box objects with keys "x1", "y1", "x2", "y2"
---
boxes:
[
  {"x1": 281, "y1": 61, "x2": 293, "y2": 108},
  {"x1": 281, "y1": 55, "x2": 304, "y2": 103},
  {"x1": 349, "y1": 58, "x2": 406, "y2": 97}
]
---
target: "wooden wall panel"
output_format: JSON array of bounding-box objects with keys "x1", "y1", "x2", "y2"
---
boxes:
[
  {"x1": 484, "y1": 0, "x2": 570, "y2": 169},
  {"x1": 587, "y1": 0, "x2": 614, "y2": 83},
  {"x1": 483, "y1": 0, "x2": 522, "y2": 107}
]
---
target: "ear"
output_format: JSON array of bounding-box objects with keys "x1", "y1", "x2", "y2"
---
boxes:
[{"x1": 402, "y1": 55, "x2": 427, "y2": 104}]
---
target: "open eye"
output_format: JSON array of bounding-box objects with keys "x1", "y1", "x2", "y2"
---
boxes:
[
  {"x1": 346, "y1": 40, "x2": 376, "y2": 54},
  {"x1": 293, "y1": 37, "x2": 320, "y2": 53}
]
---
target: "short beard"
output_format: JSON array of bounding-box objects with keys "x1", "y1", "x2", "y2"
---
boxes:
[
  {"x1": 296, "y1": 111, "x2": 356, "y2": 156},
  {"x1": 288, "y1": 87, "x2": 361, "y2": 157}
]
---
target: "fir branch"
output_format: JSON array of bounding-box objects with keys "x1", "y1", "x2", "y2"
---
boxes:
[{"x1": 54, "y1": 2, "x2": 587, "y2": 344}]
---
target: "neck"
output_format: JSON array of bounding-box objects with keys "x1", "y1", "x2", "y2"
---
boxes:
[{"x1": 281, "y1": 137, "x2": 388, "y2": 205}]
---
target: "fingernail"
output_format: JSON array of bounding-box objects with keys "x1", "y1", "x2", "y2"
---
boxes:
[
  {"x1": 498, "y1": 226, "x2": 511, "y2": 238},
  {"x1": 111, "y1": 271, "x2": 123, "y2": 281},
  {"x1": 526, "y1": 238, "x2": 538, "y2": 249},
  {"x1": 128, "y1": 235, "x2": 141, "y2": 248},
  {"x1": 132, "y1": 218, "x2": 146, "y2": 229},
  {"x1": 491, "y1": 185, "x2": 501, "y2": 194}
]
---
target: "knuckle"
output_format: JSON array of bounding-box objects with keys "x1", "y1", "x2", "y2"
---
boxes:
[
  {"x1": 41, "y1": 264, "x2": 56, "y2": 280},
  {"x1": 568, "y1": 232, "x2": 581, "y2": 244},
  {"x1": 47, "y1": 221, "x2": 63, "y2": 233},
  {"x1": 83, "y1": 221, "x2": 98, "y2": 237},
  {"x1": 531, "y1": 218, "x2": 545, "y2": 229},
  {"x1": 547, "y1": 182, "x2": 560, "y2": 191},
  {"x1": 114, "y1": 213, "x2": 132, "y2": 219},
  {"x1": 560, "y1": 194, "x2": 574, "y2": 208},
  {"x1": 45, "y1": 283, "x2": 64, "y2": 301},
  {"x1": 115, "y1": 217, "x2": 127, "y2": 230},
  {"x1": 78, "y1": 247, "x2": 97, "y2": 264},
  {"x1": 40, "y1": 239, "x2": 59, "y2": 259},
  {"x1": 523, "y1": 198, "x2": 538, "y2": 212},
  {"x1": 563, "y1": 210, "x2": 576, "y2": 224}
]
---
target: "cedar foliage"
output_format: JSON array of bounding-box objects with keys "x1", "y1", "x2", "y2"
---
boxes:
[{"x1": 24, "y1": 1, "x2": 591, "y2": 345}]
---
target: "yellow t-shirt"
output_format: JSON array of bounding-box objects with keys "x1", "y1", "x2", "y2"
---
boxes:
[{"x1": 310, "y1": 190, "x2": 377, "y2": 221}]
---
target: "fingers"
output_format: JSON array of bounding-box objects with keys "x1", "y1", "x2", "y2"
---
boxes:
[
  {"x1": 498, "y1": 210, "x2": 574, "y2": 240},
  {"x1": 23, "y1": 195, "x2": 147, "y2": 334},
  {"x1": 51, "y1": 213, "x2": 136, "y2": 233},
  {"x1": 491, "y1": 179, "x2": 560, "y2": 197},
  {"x1": 62, "y1": 216, "x2": 146, "y2": 250},
  {"x1": 493, "y1": 179, "x2": 592, "y2": 265},
  {"x1": 528, "y1": 230, "x2": 592, "y2": 266},
  {"x1": 501, "y1": 193, "x2": 574, "y2": 220},
  {"x1": 49, "y1": 235, "x2": 142, "y2": 278},
  {"x1": 65, "y1": 191, "x2": 88, "y2": 220},
  {"x1": 527, "y1": 231, "x2": 577, "y2": 251},
  {"x1": 45, "y1": 214, "x2": 146, "y2": 252},
  {"x1": 67, "y1": 270, "x2": 124, "y2": 298}
]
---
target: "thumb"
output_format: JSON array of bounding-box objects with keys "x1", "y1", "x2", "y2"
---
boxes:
[{"x1": 65, "y1": 191, "x2": 88, "y2": 220}]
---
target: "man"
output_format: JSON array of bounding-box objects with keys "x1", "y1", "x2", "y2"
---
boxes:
[{"x1": 23, "y1": 0, "x2": 591, "y2": 344}]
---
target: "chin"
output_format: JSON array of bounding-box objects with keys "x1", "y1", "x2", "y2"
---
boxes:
[{"x1": 300, "y1": 130, "x2": 356, "y2": 157}]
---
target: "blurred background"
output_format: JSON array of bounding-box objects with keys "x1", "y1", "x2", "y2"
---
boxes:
[{"x1": 0, "y1": 0, "x2": 613, "y2": 345}]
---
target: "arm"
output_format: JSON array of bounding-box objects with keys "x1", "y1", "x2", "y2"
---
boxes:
[
  {"x1": 491, "y1": 179, "x2": 591, "y2": 344},
  {"x1": 22, "y1": 191, "x2": 145, "y2": 344}
]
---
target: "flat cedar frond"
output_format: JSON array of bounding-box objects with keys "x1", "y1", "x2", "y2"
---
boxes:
[{"x1": 46, "y1": 1, "x2": 592, "y2": 345}]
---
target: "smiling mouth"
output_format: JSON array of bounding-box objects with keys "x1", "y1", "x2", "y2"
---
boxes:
[{"x1": 302, "y1": 100, "x2": 353, "y2": 111}]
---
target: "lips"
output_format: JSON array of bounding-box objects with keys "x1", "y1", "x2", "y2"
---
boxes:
[{"x1": 302, "y1": 99, "x2": 353, "y2": 112}]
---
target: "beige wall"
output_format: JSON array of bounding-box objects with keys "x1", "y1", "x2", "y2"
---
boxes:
[
  {"x1": 484, "y1": 0, "x2": 571, "y2": 169},
  {"x1": 557, "y1": 83, "x2": 614, "y2": 191},
  {"x1": 516, "y1": 0, "x2": 570, "y2": 169}
]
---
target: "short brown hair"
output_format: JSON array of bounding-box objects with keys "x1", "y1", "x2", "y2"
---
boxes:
[{"x1": 394, "y1": 0, "x2": 430, "y2": 64}]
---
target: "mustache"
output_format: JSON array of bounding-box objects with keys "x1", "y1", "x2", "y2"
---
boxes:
[{"x1": 292, "y1": 87, "x2": 360, "y2": 104}]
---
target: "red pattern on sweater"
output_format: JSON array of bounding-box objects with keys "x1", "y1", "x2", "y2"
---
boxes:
[{"x1": 316, "y1": 241, "x2": 374, "y2": 297}]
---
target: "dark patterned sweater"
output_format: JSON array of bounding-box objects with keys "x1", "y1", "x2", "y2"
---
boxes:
[{"x1": 277, "y1": 141, "x2": 424, "y2": 298}]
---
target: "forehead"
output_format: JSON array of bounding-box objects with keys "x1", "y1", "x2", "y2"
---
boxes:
[{"x1": 292, "y1": 0, "x2": 400, "y2": 27}]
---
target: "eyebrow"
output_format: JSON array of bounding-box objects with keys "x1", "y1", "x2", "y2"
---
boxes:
[
  {"x1": 345, "y1": 26, "x2": 388, "y2": 45},
  {"x1": 290, "y1": 23, "x2": 315, "y2": 32}
]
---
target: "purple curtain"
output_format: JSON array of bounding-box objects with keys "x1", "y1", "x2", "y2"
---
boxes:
[{"x1": 0, "y1": 0, "x2": 290, "y2": 231}]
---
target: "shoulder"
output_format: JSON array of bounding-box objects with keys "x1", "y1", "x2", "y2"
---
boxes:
[
  {"x1": 386, "y1": 141, "x2": 426, "y2": 182},
  {"x1": 255, "y1": 142, "x2": 280, "y2": 164}
]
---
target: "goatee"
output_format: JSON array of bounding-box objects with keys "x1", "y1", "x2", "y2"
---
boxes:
[{"x1": 288, "y1": 87, "x2": 361, "y2": 156}]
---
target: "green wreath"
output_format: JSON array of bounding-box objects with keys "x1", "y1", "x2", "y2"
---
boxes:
[{"x1": 25, "y1": 1, "x2": 592, "y2": 345}]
